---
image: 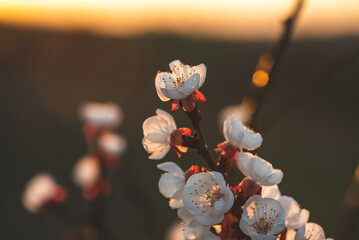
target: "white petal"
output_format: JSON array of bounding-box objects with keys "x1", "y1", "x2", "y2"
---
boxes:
[
  {"x1": 170, "y1": 190, "x2": 185, "y2": 209},
  {"x1": 161, "y1": 88, "x2": 188, "y2": 100},
  {"x1": 155, "y1": 72, "x2": 171, "y2": 102},
  {"x1": 178, "y1": 73, "x2": 200, "y2": 96},
  {"x1": 98, "y1": 132, "x2": 126, "y2": 155},
  {"x1": 260, "y1": 170, "x2": 283, "y2": 186},
  {"x1": 156, "y1": 109, "x2": 177, "y2": 130},
  {"x1": 223, "y1": 115, "x2": 244, "y2": 147},
  {"x1": 295, "y1": 222, "x2": 325, "y2": 240},
  {"x1": 261, "y1": 185, "x2": 281, "y2": 200},
  {"x1": 148, "y1": 145, "x2": 171, "y2": 160},
  {"x1": 178, "y1": 207, "x2": 195, "y2": 224},
  {"x1": 146, "y1": 131, "x2": 169, "y2": 143},
  {"x1": 185, "y1": 220, "x2": 205, "y2": 240},
  {"x1": 241, "y1": 128, "x2": 263, "y2": 150},
  {"x1": 73, "y1": 156, "x2": 100, "y2": 187},
  {"x1": 169, "y1": 60, "x2": 186, "y2": 77},
  {"x1": 22, "y1": 173, "x2": 57, "y2": 213},
  {"x1": 169, "y1": 196, "x2": 184, "y2": 209},
  {"x1": 194, "y1": 210, "x2": 225, "y2": 226},
  {"x1": 203, "y1": 229, "x2": 220, "y2": 240},
  {"x1": 157, "y1": 162, "x2": 184, "y2": 174},
  {"x1": 222, "y1": 186, "x2": 235, "y2": 212},
  {"x1": 236, "y1": 152, "x2": 283, "y2": 186},
  {"x1": 191, "y1": 63, "x2": 206, "y2": 87},
  {"x1": 210, "y1": 171, "x2": 226, "y2": 188},
  {"x1": 159, "y1": 173, "x2": 185, "y2": 198},
  {"x1": 80, "y1": 102, "x2": 122, "y2": 127},
  {"x1": 279, "y1": 196, "x2": 299, "y2": 214},
  {"x1": 279, "y1": 196, "x2": 309, "y2": 229},
  {"x1": 246, "y1": 156, "x2": 273, "y2": 183},
  {"x1": 235, "y1": 152, "x2": 252, "y2": 177},
  {"x1": 286, "y1": 208, "x2": 309, "y2": 230},
  {"x1": 182, "y1": 185, "x2": 209, "y2": 216}
]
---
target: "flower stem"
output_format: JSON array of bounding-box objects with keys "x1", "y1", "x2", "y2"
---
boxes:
[{"x1": 182, "y1": 104, "x2": 217, "y2": 171}]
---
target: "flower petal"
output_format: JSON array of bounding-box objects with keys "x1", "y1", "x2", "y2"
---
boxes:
[
  {"x1": 179, "y1": 73, "x2": 200, "y2": 96},
  {"x1": 161, "y1": 88, "x2": 188, "y2": 100},
  {"x1": 155, "y1": 72, "x2": 172, "y2": 102},
  {"x1": 223, "y1": 115, "x2": 245, "y2": 147},
  {"x1": 178, "y1": 207, "x2": 195, "y2": 224},
  {"x1": 155, "y1": 109, "x2": 177, "y2": 130},
  {"x1": 157, "y1": 162, "x2": 184, "y2": 174},
  {"x1": 158, "y1": 173, "x2": 185, "y2": 198},
  {"x1": 184, "y1": 220, "x2": 205, "y2": 239},
  {"x1": 261, "y1": 185, "x2": 281, "y2": 200},
  {"x1": 191, "y1": 63, "x2": 207, "y2": 87},
  {"x1": 241, "y1": 128, "x2": 263, "y2": 150}
]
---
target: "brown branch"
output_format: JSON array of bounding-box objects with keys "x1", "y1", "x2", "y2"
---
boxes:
[
  {"x1": 255, "y1": 47, "x2": 359, "y2": 132},
  {"x1": 92, "y1": 164, "x2": 108, "y2": 239},
  {"x1": 249, "y1": 0, "x2": 306, "y2": 129},
  {"x1": 182, "y1": 104, "x2": 218, "y2": 171}
]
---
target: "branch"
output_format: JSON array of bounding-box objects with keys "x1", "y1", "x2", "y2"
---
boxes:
[
  {"x1": 182, "y1": 104, "x2": 218, "y2": 171},
  {"x1": 249, "y1": 0, "x2": 306, "y2": 129}
]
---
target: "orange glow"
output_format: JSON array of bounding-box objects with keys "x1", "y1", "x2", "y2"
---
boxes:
[
  {"x1": 0, "y1": 0, "x2": 358, "y2": 40},
  {"x1": 252, "y1": 70, "x2": 269, "y2": 87},
  {"x1": 258, "y1": 54, "x2": 275, "y2": 71},
  {"x1": 355, "y1": 164, "x2": 359, "y2": 182}
]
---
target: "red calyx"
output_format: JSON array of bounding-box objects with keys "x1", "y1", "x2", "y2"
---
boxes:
[
  {"x1": 215, "y1": 141, "x2": 239, "y2": 160},
  {"x1": 170, "y1": 90, "x2": 206, "y2": 112},
  {"x1": 184, "y1": 165, "x2": 201, "y2": 182},
  {"x1": 51, "y1": 186, "x2": 67, "y2": 203},
  {"x1": 170, "y1": 128, "x2": 191, "y2": 158},
  {"x1": 238, "y1": 178, "x2": 262, "y2": 198}
]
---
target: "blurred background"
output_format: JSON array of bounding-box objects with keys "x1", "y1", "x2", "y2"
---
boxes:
[{"x1": 0, "y1": 0, "x2": 358, "y2": 239}]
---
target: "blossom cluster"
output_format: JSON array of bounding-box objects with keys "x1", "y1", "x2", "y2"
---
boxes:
[
  {"x1": 22, "y1": 102, "x2": 126, "y2": 214},
  {"x1": 143, "y1": 60, "x2": 333, "y2": 240}
]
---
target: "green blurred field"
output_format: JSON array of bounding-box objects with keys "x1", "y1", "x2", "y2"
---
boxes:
[{"x1": 0, "y1": 24, "x2": 358, "y2": 239}]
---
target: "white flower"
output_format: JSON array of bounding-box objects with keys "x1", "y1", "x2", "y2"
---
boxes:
[
  {"x1": 158, "y1": 162, "x2": 185, "y2": 208},
  {"x1": 22, "y1": 173, "x2": 57, "y2": 213},
  {"x1": 155, "y1": 60, "x2": 206, "y2": 101},
  {"x1": 262, "y1": 186, "x2": 309, "y2": 230},
  {"x1": 223, "y1": 115, "x2": 262, "y2": 150},
  {"x1": 236, "y1": 152, "x2": 283, "y2": 186},
  {"x1": 73, "y1": 155, "x2": 100, "y2": 187},
  {"x1": 166, "y1": 221, "x2": 219, "y2": 240},
  {"x1": 142, "y1": 109, "x2": 177, "y2": 159},
  {"x1": 240, "y1": 195, "x2": 285, "y2": 240},
  {"x1": 295, "y1": 222, "x2": 326, "y2": 240},
  {"x1": 279, "y1": 196, "x2": 309, "y2": 230},
  {"x1": 98, "y1": 132, "x2": 127, "y2": 155},
  {"x1": 182, "y1": 171, "x2": 234, "y2": 226},
  {"x1": 176, "y1": 208, "x2": 220, "y2": 240},
  {"x1": 261, "y1": 185, "x2": 281, "y2": 200},
  {"x1": 80, "y1": 102, "x2": 122, "y2": 127}
]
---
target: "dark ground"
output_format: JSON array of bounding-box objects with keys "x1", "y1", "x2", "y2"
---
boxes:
[{"x1": 0, "y1": 23, "x2": 358, "y2": 239}]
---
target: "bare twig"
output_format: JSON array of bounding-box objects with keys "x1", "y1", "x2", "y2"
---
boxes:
[
  {"x1": 256, "y1": 46, "x2": 359, "y2": 132},
  {"x1": 249, "y1": 0, "x2": 306, "y2": 129},
  {"x1": 182, "y1": 104, "x2": 218, "y2": 170}
]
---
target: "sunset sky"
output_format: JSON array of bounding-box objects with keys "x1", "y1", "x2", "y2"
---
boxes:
[{"x1": 0, "y1": 0, "x2": 358, "y2": 40}]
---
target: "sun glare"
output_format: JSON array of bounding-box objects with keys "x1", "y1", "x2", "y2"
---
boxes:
[{"x1": 0, "y1": 0, "x2": 358, "y2": 40}]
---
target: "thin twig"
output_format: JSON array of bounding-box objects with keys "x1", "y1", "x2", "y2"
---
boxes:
[
  {"x1": 182, "y1": 104, "x2": 218, "y2": 170},
  {"x1": 250, "y1": 0, "x2": 306, "y2": 129},
  {"x1": 256, "y1": 46, "x2": 359, "y2": 132}
]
